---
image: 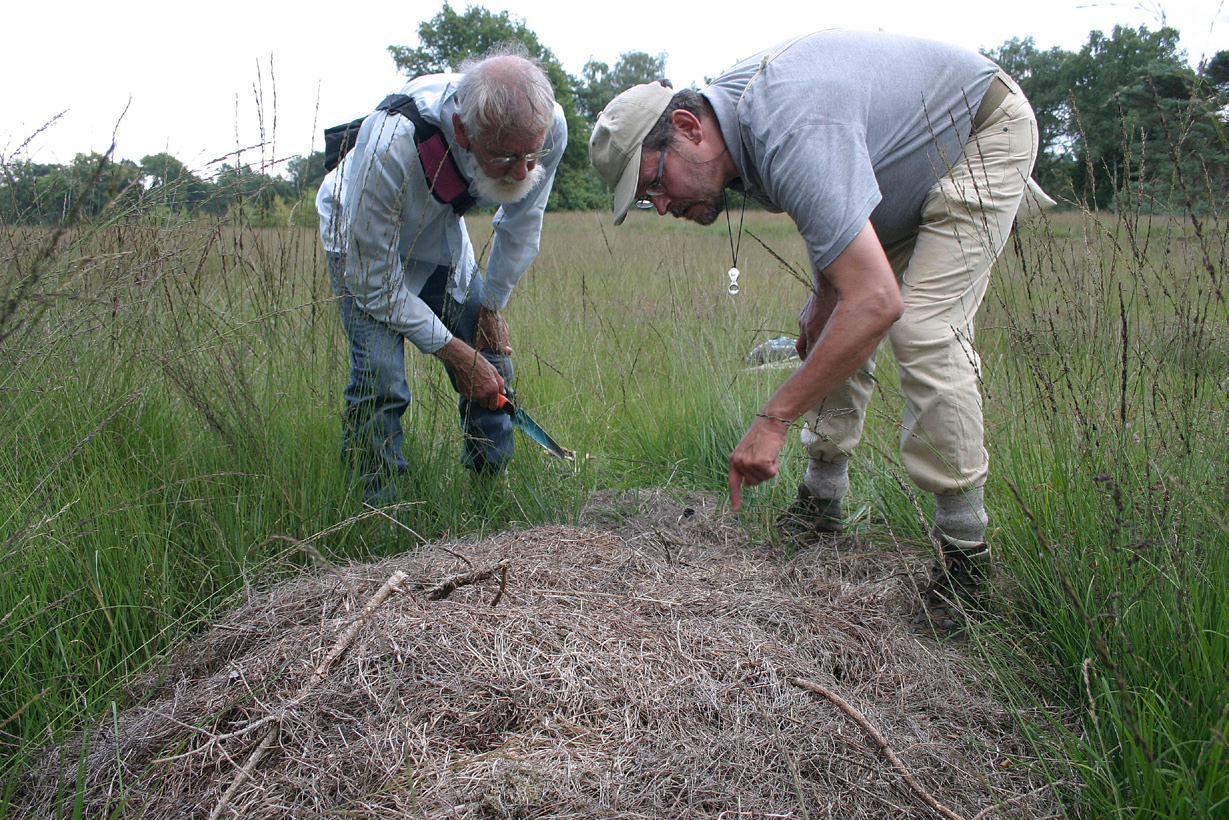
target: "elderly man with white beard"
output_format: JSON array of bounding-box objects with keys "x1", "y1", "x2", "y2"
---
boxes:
[{"x1": 316, "y1": 47, "x2": 566, "y2": 504}]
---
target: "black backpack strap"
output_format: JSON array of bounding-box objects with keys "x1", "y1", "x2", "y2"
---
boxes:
[{"x1": 377, "y1": 94, "x2": 477, "y2": 216}]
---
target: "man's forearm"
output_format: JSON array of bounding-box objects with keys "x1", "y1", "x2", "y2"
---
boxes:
[
  {"x1": 764, "y1": 303, "x2": 893, "y2": 421},
  {"x1": 433, "y1": 337, "x2": 479, "y2": 375}
]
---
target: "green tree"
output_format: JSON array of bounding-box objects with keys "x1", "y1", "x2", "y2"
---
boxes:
[
  {"x1": 5, "y1": 153, "x2": 142, "y2": 224},
  {"x1": 213, "y1": 163, "x2": 297, "y2": 223},
  {"x1": 982, "y1": 37, "x2": 1080, "y2": 198},
  {"x1": 78, "y1": 153, "x2": 142, "y2": 219},
  {"x1": 1065, "y1": 25, "x2": 1194, "y2": 207},
  {"x1": 0, "y1": 160, "x2": 61, "y2": 223},
  {"x1": 986, "y1": 26, "x2": 1227, "y2": 210},
  {"x1": 1201, "y1": 49, "x2": 1229, "y2": 92},
  {"x1": 577, "y1": 51, "x2": 668, "y2": 122},
  {"x1": 2, "y1": 154, "x2": 144, "y2": 224},
  {"x1": 387, "y1": 4, "x2": 544, "y2": 76},
  {"x1": 140, "y1": 152, "x2": 211, "y2": 213},
  {"x1": 387, "y1": 4, "x2": 605, "y2": 210},
  {"x1": 286, "y1": 151, "x2": 327, "y2": 194},
  {"x1": 1126, "y1": 60, "x2": 1228, "y2": 209}
]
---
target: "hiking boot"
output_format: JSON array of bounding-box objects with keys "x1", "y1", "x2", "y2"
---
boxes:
[
  {"x1": 911, "y1": 545, "x2": 992, "y2": 639},
  {"x1": 776, "y1": 483, "x2": 844, "y2": 542}
]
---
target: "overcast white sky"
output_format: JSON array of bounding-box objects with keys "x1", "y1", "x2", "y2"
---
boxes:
[{"x1": 3, "y1": 0, "x2": 1224, "y2": 178}]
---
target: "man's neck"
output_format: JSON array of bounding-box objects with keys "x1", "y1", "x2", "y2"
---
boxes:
[{"x1": 702, "y1": 114, "x2": 739, "y2": 188}]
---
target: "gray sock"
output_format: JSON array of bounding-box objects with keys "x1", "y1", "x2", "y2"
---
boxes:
[
  {"x1": 804, "y1": 458, "x2": 849, "y2": 502},
  {"x1": 934, "y1": 487, "x2": 988, "y2": 550}
]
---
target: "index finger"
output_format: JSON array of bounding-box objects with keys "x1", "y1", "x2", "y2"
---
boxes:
[{"x1": 728, "y1": 466, "x2": 744, "y2": 512}]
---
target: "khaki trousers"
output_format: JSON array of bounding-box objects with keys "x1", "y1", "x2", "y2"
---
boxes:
[{"x1": 800, "y1": 72, "x2": 1040, "y2": 496}]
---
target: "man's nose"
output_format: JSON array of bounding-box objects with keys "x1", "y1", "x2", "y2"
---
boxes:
[
  {"x1": 507, "y1": 159, "x2": 532, "y2": 181},
  {"x1": 654, "y1": 196, "x2": 669, "y2": 216}
]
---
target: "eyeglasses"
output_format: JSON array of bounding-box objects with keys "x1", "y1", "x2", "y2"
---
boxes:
[
  {"x1": 634, "y1": 149, "x2": 667, "y2": 209},
  {"x1": 477, "y1": 146, "x2": 552, "y2": 167}
]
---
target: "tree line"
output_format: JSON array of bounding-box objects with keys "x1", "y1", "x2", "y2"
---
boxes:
[
  {"x1": 984, "y1": 26, "x2": 1228, "y2": 209},
  {"x1": 3, "y1": 7, "x2": 1226, "y2": 226},
  {"x1": 0, "y1": 150, "x2": 321, "y2": 228}
]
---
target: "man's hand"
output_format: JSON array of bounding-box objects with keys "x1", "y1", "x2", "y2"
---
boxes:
[
  {"x1": 727, "y1": 414, "x2": 792, "y2": 511},
  {"x1": 729, "y1": 221, "x2": 903, "y2": 513},
  {"x1": 434, "y1": 338, "x2": 506, "y2": 410},
  {"x1": 475, "y1": 306, "x2": 513, "y2": 355},
  {"x1": 795, "y1": 278, "x2": 837, "y2": 361}
]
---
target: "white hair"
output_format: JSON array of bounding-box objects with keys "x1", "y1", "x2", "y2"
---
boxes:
[{"x1": 455, "y1": 46, "x2": 556, "y2": 144}]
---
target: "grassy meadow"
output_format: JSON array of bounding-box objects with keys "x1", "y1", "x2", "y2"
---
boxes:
[{"x1": 1, "y1": 189, "x2": 1225, "y2": 817}]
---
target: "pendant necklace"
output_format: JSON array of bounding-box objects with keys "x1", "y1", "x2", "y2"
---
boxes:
[{"x1": 725, "y1": 193, "x2": 747, "y2": 295}]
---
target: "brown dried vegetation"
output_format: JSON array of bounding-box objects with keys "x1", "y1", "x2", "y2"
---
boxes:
[{"x1": 14, "y1": 491, "x2": 1062, "y2": 819}]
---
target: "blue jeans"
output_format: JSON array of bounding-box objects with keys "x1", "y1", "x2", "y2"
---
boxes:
[{"x1": 327, "y1": 252, "x2": 514, "y2": 503}]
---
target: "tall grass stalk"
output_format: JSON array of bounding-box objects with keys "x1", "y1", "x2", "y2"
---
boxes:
[{"x1": 977, "y1": 163, "x2": 1227, "y2": 818}]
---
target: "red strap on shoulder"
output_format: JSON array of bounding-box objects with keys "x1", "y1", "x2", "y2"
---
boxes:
[{"x1": 416, "y1": 132, "x2": 472, "y2": 205}]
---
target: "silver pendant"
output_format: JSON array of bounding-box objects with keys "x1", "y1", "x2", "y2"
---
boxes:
[{"x1": 727, "y1": 266, "x2": 741, "y2": 296}]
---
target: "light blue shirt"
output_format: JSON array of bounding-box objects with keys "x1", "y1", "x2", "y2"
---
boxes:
[
  {"x1": 316, "y1": 166, "x2": 347, "y2": 255},
  {"x1": 330, "y1": 73, "x2": 566, "y2": 353}
]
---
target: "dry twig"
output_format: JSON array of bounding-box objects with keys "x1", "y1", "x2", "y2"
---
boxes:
[
  {"x1": 209, "y1": 569, "x2": 408, "y2": 820},
  {"x1": 791, "y1": 676, "x2": 967, "y2": 820},
  {"x1": 423, "y1": 558, "x2": 512, "y2": 601}
]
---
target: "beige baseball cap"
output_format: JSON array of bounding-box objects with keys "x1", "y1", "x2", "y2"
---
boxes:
[{"x1": 588, "y1": 81, "x2": 675, "y2": 225}]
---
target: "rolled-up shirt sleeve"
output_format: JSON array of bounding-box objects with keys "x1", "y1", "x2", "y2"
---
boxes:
[
  {"x1": 482, "y1": 109, "x2": 567, "y2": 311},
  {"x1": 344, "y1": 113, "x2": 455, "y2": 354}
]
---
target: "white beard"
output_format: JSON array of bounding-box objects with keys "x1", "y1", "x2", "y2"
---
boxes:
[{"x1": 460, "y1": 151, "x2": 547, "y2": 205}]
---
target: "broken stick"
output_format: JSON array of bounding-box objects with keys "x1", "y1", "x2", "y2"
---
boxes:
[
  {"x1": 424, "y1": 558, "x2": 512, "y2": 601},
  {"x1": 209, "y1": 569, "x2": 408, "y2": 820},
  {"x1": 790, "y1": 676, "x2": 966, "y2": 820}
]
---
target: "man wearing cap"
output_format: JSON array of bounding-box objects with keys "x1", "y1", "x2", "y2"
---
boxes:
[
  {"x1": 589, "y1": 30, "x2": 1049, "y2": 634},
  {"x1": 321, "y1": 48, "x2": 567, "y2": 504}
]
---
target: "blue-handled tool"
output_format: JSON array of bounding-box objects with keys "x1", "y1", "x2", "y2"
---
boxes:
[{"x1": 493, "y1": 392, "x2": 575, "y2": 462}]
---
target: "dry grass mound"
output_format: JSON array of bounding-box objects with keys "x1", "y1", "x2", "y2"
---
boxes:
[{"x1": 14, "y1": 490, "x2": 1061, "y2": 819}]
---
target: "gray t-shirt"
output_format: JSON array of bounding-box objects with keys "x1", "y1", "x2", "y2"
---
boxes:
[{"x1": 704, "y1": 30, "x2": 998, "y2": 270}]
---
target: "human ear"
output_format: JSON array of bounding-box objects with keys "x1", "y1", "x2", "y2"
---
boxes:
[
  {"x1": 452, "y1": 113, "x2": 471, "y2": 149},
  {"x1": 670, "y1": 109, "x2": 705, "y2": 146}
]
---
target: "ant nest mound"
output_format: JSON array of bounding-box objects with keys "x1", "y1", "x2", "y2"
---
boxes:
[{"x1": 15, "y1": 489, "x2": 1064, "y2": 819}]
